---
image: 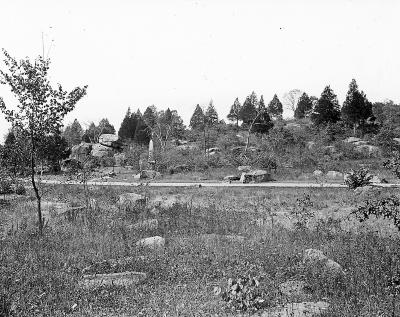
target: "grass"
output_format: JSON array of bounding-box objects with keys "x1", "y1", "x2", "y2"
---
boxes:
[{"x1": 1, "y1": 184, "x2": 400, "y2": 316}]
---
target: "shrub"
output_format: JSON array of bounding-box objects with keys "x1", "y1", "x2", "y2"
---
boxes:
[
  {"x1": 383, "y1": 151, "x2": 400, "y2": 179},
  {"x1": 15, "y1": 183, "x2": 26, "y2": 195},
  {"x1": 0, "y1": 177, "x2": 13, "y2": 194},
  {"x1": 344, "y1": 168, "x2": 373, "y2": 189}
]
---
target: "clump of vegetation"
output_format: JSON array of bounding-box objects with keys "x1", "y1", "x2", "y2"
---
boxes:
[
  {"x1": 218, "y1": 276, "x2": 270, "y2": 312},
  {"x1": 383, "y1": 151, "x2": 400, "y2": 179},
  {"x1": 352, "y1": 196, "x2": 400, "y2": 230},
  {"x1": 344, "y1": 168, "x2": 373, "y2": 189},
  {"x1": 290, "y1": 193, "x2": 314, "y2": 229}
]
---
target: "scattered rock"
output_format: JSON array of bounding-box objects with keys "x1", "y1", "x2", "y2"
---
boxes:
[
  {"x1": 261, "y1": 301, "x2": 330, "y2": 317},
  {"x1": 354, "y1": 185, "x2": 374, "y2": 195},
  {"x1": 170, "y1": 164, "x2": 190, "y2": 174},
  {"x1": 114, "y1": 153, "x2": 126, "y2": 166},
  {"x1": 303, "y1": 248, "x2": 344, "y2": 276},
  {"x1": 345, "y1": 137, "x2": 362, "y2": 143},
  {"x1": 279, "y1": 280, "x2": 309, "y2": 297},
  {"x1": 306, "y1": 141, "x2": 316, "y2": 150},
  {"x1": 128, "y1": 218, "x2": 159, "y2": 231},
  {"x1": 136, "y1": 236, "x2": 165, "y2": 250},
  {"x1": 238, "y1": 165, "x2": 252, "y2": 172},
  {"x1": 322, "y1": 145, "x2": 336, "y2": 154},
  {"x1": 176, "y1": 144, "x2": 197, "y2": 151},
  {"x1": 354, "y1": 145, "x2": 381, "y2": 157},
  {"x1": 313, "y1": 170, "x2": 323, "y2": 177},
  {"x1": 352, "y1": 140, "x2": 368, "y2": 146},
  {"x1": 326, "y1": 171, "x2": 343, "y2": 179},
  {"x1": 223, "y1": 175, "x2": 240, "y2": 181},
  {"x1": 393, "y1": 138, "x2": 400, "y2": 144},
  {"x1": 79, "y1": 271, "x2": 146, "y2": 289},
  {"x1": 240, "y1": 170, "x2": 273, "y2": 183},
  {"x1": 139, "y1": 170, "x2": 162, "y2": 179},
  {"x1": 118, "y1": 193, "x2": 147, "y2": 211},
  {"x1": 206, "y1": 147, "x2": 221, "y2": 155}
]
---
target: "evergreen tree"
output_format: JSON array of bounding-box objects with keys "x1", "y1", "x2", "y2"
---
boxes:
[
  {"x1": 341, "y1": 79, "x2": 372, "y2": 134},
  {"x1": 252, "y1": 109, "x2": 274, "y2": 134},
  {"x1": 258, "y1": 95, "x2": 266, "y2": 110},
  {"x1": 190, "y1": 104, "x2": 205, "y2": 130},
  {"x1": 227, "y1": 97, "x2": 241, "y2": 128},
  {"x1": 267, "y1": 94, "x2": 283, "y2": 119},
  {"x1": 134, "y1": 113, "x2": 150, "y2": 145},
  {"x1": 63, "y1": 119, "x2": 83, "y2": 146},
  {"x1": 118, "y1": 107, "x2": 139, "y2": 140},
  {"x1": 240, "y1": 91, "x2": 258, "y2": 125},
  {"x1": 142, "y1": 106, "x2": 157, "y2": 131},
  {"x1": 82, "y1": 122, "x2": 100, "y2": 143},
  {"x1": 311, "y1": 85, "x2": 341, "y2": 126},
  {"x1": 205, "y1": 100, "x2": 219, "y2": 126},
  {"x1": 294, "y1": 92, "x2": 313, "y2": 119},
  {"x1": 2, "y1": 129, "x2": 29, "y2": 176},
  {"x1": 98, "y1": 118, "x2": 116, "y2": 135}
]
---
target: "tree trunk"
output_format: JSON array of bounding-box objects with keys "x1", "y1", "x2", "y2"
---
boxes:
[
  {"x1": 31, "y1": 142, "x2": 43, "y2": 235},
  {"x1": 244, "y1": 129, "x2": 251, "y2": 153}
]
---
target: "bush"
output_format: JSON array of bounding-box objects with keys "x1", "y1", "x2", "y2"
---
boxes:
[
  {"x1": 15, "y1": 183, "x2": 26, "y2": 195},
  {"x1": 0, "y1": 177, "x2": 13, "y2": 194},
  {"x1": 383, "y1": 151, "x2": 400, "y2": 179},
  {"x1": 344, "y1": 168, "x2": 373, "y2": 189}
]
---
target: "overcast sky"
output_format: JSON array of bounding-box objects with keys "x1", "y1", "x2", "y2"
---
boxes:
[{"x1": 0, "y1": 0, "x2": 399, "y2": 142}]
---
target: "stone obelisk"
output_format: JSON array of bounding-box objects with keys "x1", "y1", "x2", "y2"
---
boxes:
[{"x1": 148, "y1": 138, "x2": 155, "y2": 170}]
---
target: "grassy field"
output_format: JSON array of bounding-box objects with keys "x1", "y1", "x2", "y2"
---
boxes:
[{"x1": 1, "y1": 184, "x2": 400, "y2": 316}]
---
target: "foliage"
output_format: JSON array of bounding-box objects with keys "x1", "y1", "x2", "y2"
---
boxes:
[
  {"x1": 219, "y1": 276, "x2": 269, "y2": 312},
  {"x1": 311, "y1": 85, "x2": 341, "y2": 126},
  {"x1": 267, "y1": 94, "x2": 283, "y2": 119},
  {"x1": 205, "y1": 100, "x2": 219, "y2": 126},
  {"x1": 189, "y1": 104, "x2": 205, "y2": 130},
  {"x1": 344, "y1": 168, "x2": 373, "y2": 189},
  {"x1": 294, "y1": 92, "x2": 313, "y2": 119},
  {"x1": 227, "y1": 97, "x2": 242, "y2": 128},
  {"x1": 352, "y1": 196, "x2": 400, "y2": 230},
  {"x1": 98, "y1": 118, "x2": 115, "y2": 135},
  {"x1": 37, "y1": 132, "x2": 70, "y2": 172},
  {"x1": 240, "y1": 91, "x2": 258, "y2": 124},
  {"x1": 341, "y1": 79, "x2": 372, "y2": 132},
  {"x1": 1, "y1": 129, "x2": 30, "y2": 176},
  {"x1": 118, "y1": 107, "x2": 139, "y2": 141},
  {"x1": 63, "y1": 119, "x2": 84, "y2": 146},
  {"x1": 134, "y1": 112, "x2": 151, "y2": 145},
  {"x1": 290, "y1": 193, "x2": 315, "y2": 229},
  {"x1": 383, "y1": 151, "x2": 400, "y2": 179}
]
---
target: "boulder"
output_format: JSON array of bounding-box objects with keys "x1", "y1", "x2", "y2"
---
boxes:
[
  {"x1": 170, "y1": 164, "x2": 190, "y2": 174},
  {"x1": 322, "y1": 145, "x2": 336, "y2": 154},
  {"x1": 313, "y1": 170, "x2": 323, "y2": 177},
  {"x1": 206, "y1": 147, "x2": 221, "y2": 155},
  {"x1": 79, "y1": 271, "x2": 146, "y2": 289},
  {"x1": 136, "y1": 236, "x2": 165, "y2": 250},
  {"x1": 354, "y1": 185, "x2": 374, "y2": 195},
  {"x1": 262, "y1": 301, "x2": 329, "y2": 317},
  {"x1": 306, "y1": 141, "x2": 316, "y2": 150},
  {"x1": 303, "y1": 248, "x2": 344, "y2": 276},
  {"x1": 70, "y1": 143, "x2": 92, "y2": 161},
  {"x1": 393, "y1": 138, "x2": 400, "y2": 144},
  {"x1": 118, "y1": 193, "x2": 147, "y2": 211},
  {"x1": 352, "y1": 140, "x2": 368, "y2": 146},
  {"x1": 279, "y1": 280, "x2": 308, "y2": 297},
  {"x1": 238, "y1": 165, "x2": 252, "y2": 172},
  {"x1": 223, "y1": 175, "x2": 240, "y2": 182},
  {"x1": 176, "y1": 144, "x2": 197, "y2": 151},
  {"x1": 114, "y1": 153, "x2": 126, "y2": 166},
  {"x1": 326, "y1": 171, "x2": 343, "y2": 179},
  {"x1": 345, "y1": 137, "x2": 362, "y2": 143},
  {"x1": 139, "y1": 170, "x2": 162, "y2": 179},
  {"x1": 240, "y1": 170, "x2": 273, "y2": 183},
  {"x1": 354, "y1": 145, "x2": 381, "y2": 157},
  {"x1": 370, "y1": 175, "x2": 387, "y2": 184},
  {"x1": 99, "y1": 134, "x2": 118, "y2": 147},
  {"x1": 91, "y1": 143, "x2": 113, "y2": 158}
]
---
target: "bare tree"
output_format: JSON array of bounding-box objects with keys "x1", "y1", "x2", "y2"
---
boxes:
[{"x1": 282, "y1": 89, "x2": 303, "y2": 114}]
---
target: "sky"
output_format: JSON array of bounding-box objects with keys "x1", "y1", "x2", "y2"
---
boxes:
[{"x1": 0, "y1": 0, "x2": 399, "y2": 143}]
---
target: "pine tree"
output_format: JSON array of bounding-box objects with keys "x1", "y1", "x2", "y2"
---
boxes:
[
  {"x1": 240, "y1": 91, "x2": 258, "y2": 125},
  {"x1": 252, "y1": 109, "x2": 274, "y2": 134},
  {"x1": 98, "y1": 118, "x2": 116, "y2": 135},
  {"x1": 227, "y1": 97, "x2": 241, "y2": 128},
  {"x1": 134, "y1": 112, "x2": 150, "y2": 145},
  {"x1": 294, "y1": 92, "x2": 313, "y2": 119},
  {"x1": 142, "y1": 106, "x2": 157, "y2": 130},
  {"x1": 267, "y1": 94, "x2": 283, "y2": 119},
  {"x1": 259, "y1": 95, "x2": 266, "y2": 110},
  {"x1": 190, "y1": 104, "x2": 205, "y2": 130},
  {"x1": 341, "y1": 79, "x2": 372, "y2": 134},
  {"x1": 63, "y1": 119, "x2": 83, "y2": 146},
  {"x1": 311, "y1": 85, "x2": 341, "y2": 126},
  {"x1": 205, "y1": 100, "x2": 219, "y2": 126},
  {"x1": 118, "y1": 107, "x2": 138, "y2": 140}
]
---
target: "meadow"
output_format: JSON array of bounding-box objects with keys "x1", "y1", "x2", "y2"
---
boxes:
[{"x1": 1, "y1": 184, "x2": 400, "y2": 316}]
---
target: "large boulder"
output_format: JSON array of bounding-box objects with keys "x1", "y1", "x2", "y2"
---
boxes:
[
  {"x1": 114, "y1": 153, "x2": 126, "y2": 166},
  {"x1": 91, "y1": 143, "x2": 113, "y2": 158},
  {"x1": 345, "y1": 137, "x2": 362, "y2": 143},
  {"x1": 128, "y1": 219, "x2": 159, "y2": 231},
  {"x1": 205, "y1": 147, "x2": 221, "y2": 155},
  {"x1": 99, "y1": 134, "x2": 118, "y2": 147},
  {"x1": 303, "y1": 248, "x2": 345, "y2": 276},
  {"x1": 135, "y1": 170, "x2": 162, "y2": 180},
  {"x1": 326, "y1": 170, "x2": 343, "y2": 179},
  {"x1": 136, "y1": 236, "x2": 165, "y2": 250},
  {"x1": 223, "y1": 175, "x2": 240, "y2": 182},
  {"x1": 70, "y1": 143, "x2": 92, "y2": 161},
  {"x1": 238, "y1": 165, "x2": 252, "y2": 172},
  {"x1": 313, "y1": 170, "x2": 323, "y2": 177},
  {"x1": 118, "y1": 193, "x2": 147, "y2": 211},
  {"x1": 240, "y1": 170, "x2": 273, "y2": 183}
]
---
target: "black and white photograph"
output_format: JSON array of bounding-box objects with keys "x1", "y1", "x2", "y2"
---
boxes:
[{"x1": 1, "y1": 0, "x2": 400, "y2": 316}]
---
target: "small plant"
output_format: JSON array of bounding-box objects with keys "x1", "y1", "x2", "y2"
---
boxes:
[
  {"x1": 217, "y1": 276, "x2": 270, "y2": 312},
  {"x1": 15, "y1": 183, "x2": 26, "y2": 195},
  {"x1": 352, "y1": 196, "x2": 400, "y2": 230},
  {"x1": 344, "y1": 167, "x2": 373, "y2": 189},
  {"x1": 290, "y1": 193, "x2": 314, "y2": 229}
]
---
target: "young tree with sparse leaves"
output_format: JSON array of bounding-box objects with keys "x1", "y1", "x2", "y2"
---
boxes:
[{"x1": 0, "y1": 49, "x2": 87, "y2": 234}]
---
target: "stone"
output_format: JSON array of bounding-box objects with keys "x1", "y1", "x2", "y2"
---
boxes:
[
  {"x1": 345, "y1": 137, "x2": 362, "y2": 143},
  {"x1": 128, "y1": 218, "x2": 159, "y2": 231},
  {"x1": 352, "y1": 140, "x2": 368, "y2": 146},
  {"x1": 279, "y1": 280, "x2": 308, "y2": 297},
  {"x1": 118, "y1": 193, "x2": 147, "y2": 211},
  {"x1": 70, "y1": 142, "x2": 92, "y2": 161},
  {"x1": 306, "y1": 141, "x2": 316, "y2": 150},
  {"x1": 99, "y1": 134, "x2": 118, "y2": 147},
  {"x1": 240, "y1": 170, "x2": 273, "y2": 183},
  {"x1": 114, "y1": 153, "x2": 126, "y2": 166},
  {"x1": 354, "y1": 145, "x2": 381, "y2": 157},
  {"x1": 91, "y1": 143, "x2": 113, "y2": 158},
  {"x1": 205, "y1": 147, "x2": 221, "y2": 154},
  {"x1": 322, "y1": 145, "x2": 336, "y2": 154},
  {"x1": 303, "y1": 248, "x2": 344, "y2": 276},
  {"x1": 313, "y1": 170, "x2": 323, "y2": 177},
  {"x1": 79, "y1": 271, "x2": 146, "y2": 289},
  {"x1": 140, "y1": 170, "x2": 162, "y2": 179},
  {"x1": 370, "y1": 175, "x2": 384, "y2": 184},
  {"x1": 136, "y1": 236, "x2": 165, "y2": 250},
  {"x1": 170, "y1": 164, "x2": 190, "y2": 174},
  {"x1": 261, "y1": 301, "x2": 330, "y2": 317},
  {"x1": 238, "y1": 165, "x2": 251, "y2": 172},
  {"x1": 354, "y1": 185, "x2": 374, "y2": 195},
  {"x1": 223, "y1": 175, "x2": 240, "y2": 181},
  {"x1": 393, "y1": 138, "x2": 400, "y2": 144},
  {"x1": 326, "y1": 171, "x2": 343, "y2": 179}
]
